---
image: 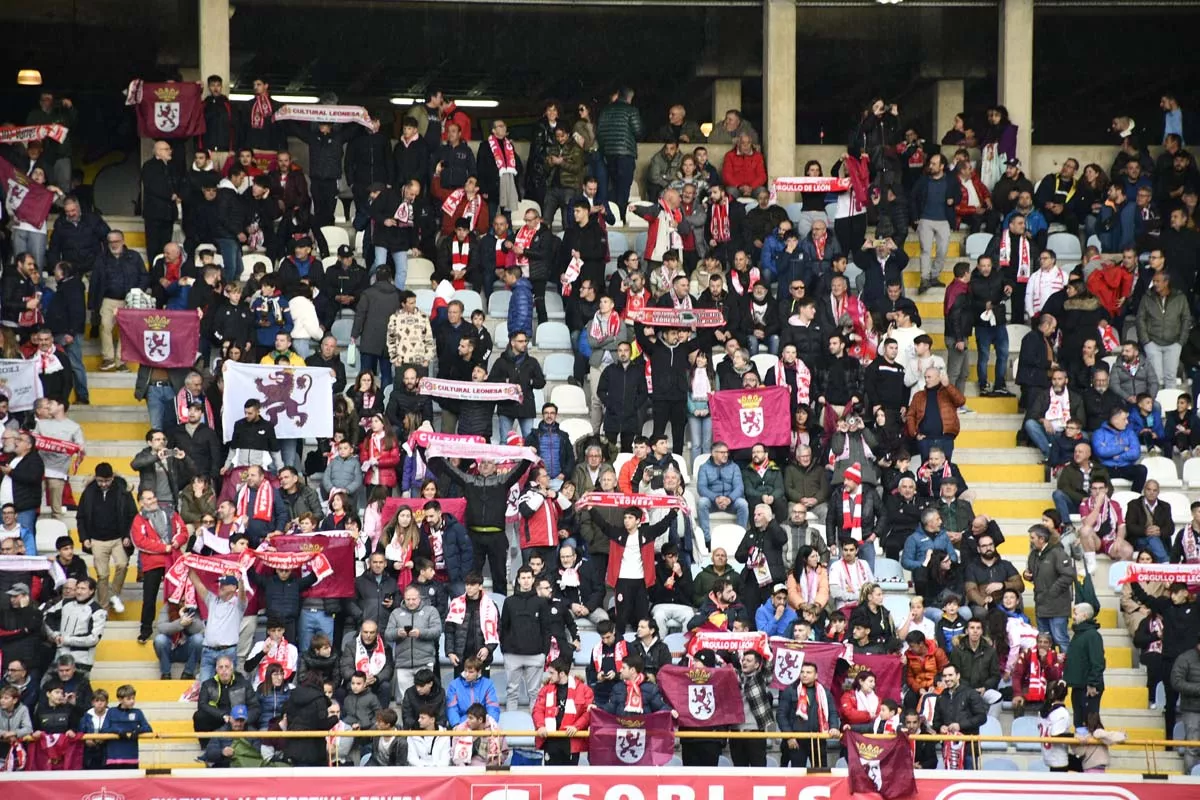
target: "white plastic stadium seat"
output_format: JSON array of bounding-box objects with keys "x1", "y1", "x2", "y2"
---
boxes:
[
  {"x1": 499, "y1": 710, "x2": 536, "y2": 747},
  {"x1": 882, "y1": 594, "x2": 911, "y2": 630},
  {"x1": 535, "y1": 321, "x2": 572, "y2": 350},
  {"x1": 751, "y1": 353, "x2": 779, "y2": 375},
  {"x1": 965, "y1": 232, "x2": 991, "y2": 260},
  {"x1": 709, "y1": 524, "x2": 746, "y2": 566},
  {"x1": 493, "y1": 322, "x2": 509, "y2": 349},
  {"x1": 320, "y1": 226, "x2": 350, "y2": 255},
  {"x1": 1158, "y1": 491, "x2": 1191, "y2": 524},
  {"x1": 240, "y1": 253, "x2": 273, "y2": 282},
  {"x1": 559, "y1": 418, "x2": 594, "y2": 446},
  {"x1": 575, "y1": 632, "x2": 600, "y2": 667},
  {"x1": 607, "y1": 231, "x2": 628, "y2": 258},
  {"x1": 550, "y1": 384, "x2": 588, "y2": 416},
  {"x1": 1107, "y1": 561, "x2": 1131, "y2": 593},
  {"x1": 1111, "y1": 490, "x2": 1140, "y2": 510},
  {"x1": 542, "y1": 353, "x2": 575, "y2": 381},
  {"x1": 406, "y1": 257, "x2": 436, "y2": 287},
  {"x1": 413, "y1": 289, "x2": 435, "y2": 316},
  {"x1": 785, "y1": 203, "x2": 805, "y2": 224},
  {"x1": 1010, "y1": 716, "x2": 1042, "y2": 751},
  {"x1": 321, "y1": 255, "x2": 338, "y2": 268},
  {"x1": 451, "y1": 289, "x2": 484, "y2": 317},
  {"x1": 1156, "y1": 388, "x2": 1185, "y2": 411},
  {"x1": 1184, "y1": 459, "x2": 1200, "y2": 488},
  {"x1": 330, "y1": 318, "x2": 355, "y2": 347},
  {"x1": 1046, "y1": 232, "x2": 1082, "y2": 263},
  {"x1": 487, "y1": 291, "x2": 511, "y2": 318},
  {"x1": 35, "y1": 518, "x2": 68, "y2": 554},
  {"x1": 1141, "y1": 456, "x2": 1182, "y2": 488},
  {"x1": 873, "y1": 557, "x2": 905, "y2": 585},
  {"x1": 978, "y1": 717, "x2": 1006, "y2": 751}
]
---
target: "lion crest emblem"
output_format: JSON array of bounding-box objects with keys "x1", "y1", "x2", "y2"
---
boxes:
[{"x1": 254, "y1": 370, "x2": 313, "y2": 427}]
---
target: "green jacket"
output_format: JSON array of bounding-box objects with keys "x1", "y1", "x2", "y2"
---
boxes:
[
  {"x1": 742, "y1": 463, "x2": 785, "y2": 506},
  {"x1": 647, "y1": 147, "x2": 683, "y2": 190},
  {"x1": 1063, "y1": 619, "x2": 1106, "y2": 689},
  {"x1": 596, "y1": 101, "x2": 644, "y2": 157},
  {"x1": 545, "y1": 141, "x2": 586, "y2": 190},
  {"x1": 948, "y1": 635, "x2": 1001, "y2": 690}
]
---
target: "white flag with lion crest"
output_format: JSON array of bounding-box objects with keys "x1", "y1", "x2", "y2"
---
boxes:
[{"x1": 221, "y1": 362, "x2": 333, "y2": 442}]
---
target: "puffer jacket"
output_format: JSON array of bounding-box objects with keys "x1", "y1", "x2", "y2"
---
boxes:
[
  {"x1": 697, "y1": 460, "x2": 745, "y2": 503},
  {"x1": 904, "y1": 384, "x2": 965, "y2": 439},
  {"x1": 596, "y1": 100, "x2": 644, "y2": 157},
  {"x1": 1111, "y1": 358, "x2": 1160, "y2": 402},
  {"x1": 948, "y1": 635, "x2": 1000, "y2": 690},
  {"x1": 386, "y1": 309, "x2": 435, "y2": 366},
  {"x1": 544, "y1": 140, "x2": 586, "y2": 191},
  {"x1": 321, "y1": 454, "x2": 363, "y2": 497},
  {"x1": 647, "y1": 147, "x2": 683, "y2": 192},
  {"x1": 1093, "y1": 422, "x2": 1141, "y2": 469},
  {"x1": 488, "y1": 347, "x2": 546, "y2": 419},
  {"x1": 385, "y1": 599, "x2": 443, "y2": 669},
  {"x1": 53, "y1": 598, "x2": 107, "y2": 667},
  {"x1": 499, "y1": 589, "x2": 548, "y2": 656},
  {"x1": 506, "y1": 277, "x2": 534, "y2": 338},
  {"x1": 431, "y1": 457, "x2": 528, "y2": 531},
  {"x1": 1170, "y1": 647, "x2": 1200, "y2": 712},
  {"x1": 596, "y1": 360, "x2": 646, "y2": 434},
  {"x1": 416, "y1": 514, "x2": 474, "y2": 583},
  {"x1": 1028, "y1": 540, "x2": 1075, "y2": 619}
]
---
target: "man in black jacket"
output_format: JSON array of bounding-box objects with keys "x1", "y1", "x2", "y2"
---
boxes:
[
  {"x1": 636, "y1": 325, "x2": 699, "y2": 456},
  {"x1": 392, "y1": 116, "x2": 431, "y2": 192},
  {"x1": 48, "y1": 197, "x2": 109, "y2": 275},
  {"x1": 968, "y1": 255, "x2": 1014, "y2": 396},
  {"x1": 932, "y1": 664, "x2": 991, "y2": 769},
  {"x1": 199, "y1": 76, "x2": 238, "y2": 168},
  {"x1": 76, "y1": 465, "x2": 137, "y2": 609},
  {"x1": 489, "y1": 331, "x2": 546, "y2": 440},
  {"x1": 1016, "y1": 313, "x2": 1057, "y2": 402},
  {"x1": 171, "y1": 401, "x2": 223, "y2": 480},
  {"x1": 351, "y1": 553, "x2": 399, "y2": 632},
  {"x1": 5, "y1": 433, "x2": 43, "y2": 542},
  {"x1": 345, "y1": 115, "x2": 393, "y2": 258},
  {"x1": 322, "y1": 246, "x2": 367, "y2": 327},
  {"x1": 285, "y1": 120, "x2": 369, "y2": 255},
  {"x1": 429, "y1": 453, "x2": 537, "y2": 595},
  {"x1": 141, "y1": 140, "x2": 179, "y2": 266},
  {"x1": 596, "y1": 341, "x2": 646, "y2": 451},
  {"x1": 90, "y1": 232, "x2": 148, "y2": 369},
  {"x1": 471, "y1": 213, "x2": 514, "y2": 303},
  {"x1": 864, "y1": 339, "x2": 908, "y2": 414},
  {"x1": 499, "y1": 566, "x2": 549, "y2": 710},
  {"x1": 306, "y1": 335, "x2": 347, "y2": 395},
  {"x1": 214, "y1": 167, "x2": 251, "y2": 283}
]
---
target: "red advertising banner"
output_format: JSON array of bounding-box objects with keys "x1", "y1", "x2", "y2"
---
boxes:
[
  {"x1": 656, "y1": 664, "x2": 745, "y2": 728},
  {"x1": 116, "y1": 309, "x2": 202, "y2": 368},
  {"x1": 11, "y1": 769, "x2": 1194, "y2": 800},
  {"x1": 268, "y1": 533, "x2": 356, "y2": 598},
  {"x1": 587, "y1": 709, "x2": 675, "y2": 766},
  {"x1": 382, "y1": 496, "x2": 468, "y2": 527},
  {"x1": 710, "y1": 385, "x2": 792, "y2": 449},
  {"x1": 126, "y1": 80, "x2": 206, "y2": 139}
]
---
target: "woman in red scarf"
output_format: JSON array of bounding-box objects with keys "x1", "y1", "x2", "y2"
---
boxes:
[
  {"x1": 359, "y1": 414, "x2": 401, "y2": 491},
  {"x1": 383, "y1": 506, "x2": 421, "y2": 590}
]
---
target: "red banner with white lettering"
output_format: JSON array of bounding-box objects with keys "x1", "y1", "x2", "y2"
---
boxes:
[
  {"x1": 116, "y1": 308, "x2": 202, "y2": 368},
  {"x1": 710, "y1": 385, "x2": 792, "y2": 449},
  {"x1": 12, "y1": 769, "x2": 1192, "y2": 800},
  {"x1": 586, "y1": 709, "x2": 675, "y2": 766},
  {"x1": 655, "y1": 664, "x2": 745, "y2": 728}
]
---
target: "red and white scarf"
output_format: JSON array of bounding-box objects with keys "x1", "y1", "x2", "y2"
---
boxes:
[
  {"x1": 236, "y1": 483, "x2": 274, "y2": 522},
  {"x1": 32, "y1": 348, "x2": 62, "y2": 375},
  {"x1": 730, "y1": 268, "x2": 760, "y2": 296},
  {"x1": 488, "y1": 135, "x2": 517, "y2": 175},
  {"x1": 623, "y1": 673, "x2": 645, "y2": 714},
  {"x1": 576, "y1": 492, "x2": 690, "y2": 514},
  {"x1": 273, "y1": 104, "x2": 372, "y2": 129},
  {"x1": 710, "y1": 199, "x2": 731, "y2": 243},
  {"x1": 355, "y1": 635, "x2": 388, "y2": 676},
  {"x1": 812, "y1": 234, "x2": 827, "y2": 261},
  {"x1": 1098, "y1": 322, "x2": 1121, "y2": 353},
  {"x1": 999, "y1": 231, "x2": 1032, "y2": 281},
  {"x1": 782, "y1": 360, "x2": 812, "y2": 407},
  {"x1": 832, "y1": 558, "x2": 871, "y2": 599},
  {"x1": 561, "y1": 254, "x2": 583, "y2": 297},
  {"x1": 855, "y1": 690, "x2": 880, "y2": 718},
  {"x1": 588, "y1": 309, "x2": 622, "y2": 342},
  {"x1": 795, "y1": 683, "x2": 830, "y2": 731},
  {"x1": 256, "y1": 635, "x2": 296, "y2": 686},
  {"x1": 1148, "y1": 616, "x2": 1164, "y2": 654},
  {"x1": 418, "y1": 378, "x2": 523, "y2": 403},
  {"x1": 366, "y1": 432, "x2": 389, "y2": 484},
  {"x1": 0, "y1": 124, "x2": 68, "y2": 144},
  {"x1": 592, "y1": 639, "x2": 627, "y2": 674},
  {"x1": 514, "y1": 224, "x2": 537, "y2": 269},
  {"x1": 842, "y1": 487, "x2": 864, "y2": 542},
  {"x1": 543, "y1": 677, "x2": 581, "y2": 732},
  {"x1": 446, "y1": 592, "x2": 500, "y2": 645},
  {"x1": 942, "y1": 739, "x2": 966, "y2": 769},
  {"x1": 426, "y1": 438, "x2": 539, "y2": 464},
  {"x1": 1046, "y1": 388, "x2": 1070, "y2": 428},
  {"x1": 176, "y1": 388, "x2": 214, "y2": 427},
  {"x1": 441, "y1": 188, "x2": 482, "y2": 221},
  {"x1": 1182, "y1": 528, "x2": 1200, "y2": 564},
  {"x1": 250, "y1": 93, "x2": 273, "y2": 129},
  {"x1": 1025, "y1": 650, "x2": 1050, "y2": 701}
]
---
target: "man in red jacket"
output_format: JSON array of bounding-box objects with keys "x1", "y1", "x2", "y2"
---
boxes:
[
  {"x1": 130, "y1": 488, "x2": 188, "y2": 644},
  {"x1": 533, "y1": 658, "x2": 594, "y2": 765},
  {"x1": 1086, "y1": 256, "x2": 1134, "y2": 318},
  {"x1": 721, "y1": 134, "x2": 767, "y2": 198}
]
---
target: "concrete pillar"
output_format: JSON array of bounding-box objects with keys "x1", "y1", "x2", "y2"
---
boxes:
[
  {"x1": 935, "y1": 79, "x2": 964, "y2": 143},
  {"x1": 998, "y1": 0, "x2": 1033, "y2": 169},
  {"x1": 762, "y1": 0, "x2": 797, "y2": 190},
  {"x1": 712, "y1": 79, "x2": 742, "y2": 130},
  {"x1": 198, "y1": 0, "x2": 231, "y2": 86}
]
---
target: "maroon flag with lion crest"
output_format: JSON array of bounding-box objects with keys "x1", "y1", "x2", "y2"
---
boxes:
[
  {"x1": 116, "y1": 309, "x2": 201, "y2": 368},
  {"x1": 587, "y1": 709, "x2": 675, "y2": 766},
  {"x1": 710, "y1": 385, "x2": 791, "y2": 449},
  {"x1": 126, "y1": 80, "x2": 206, "y2": 139},
  {"x1": 656, "y1": 664, "x2": 744, "y2": 727},
  {"x1": 844, "y1": 729, "x2": 918, "y2": 799}
]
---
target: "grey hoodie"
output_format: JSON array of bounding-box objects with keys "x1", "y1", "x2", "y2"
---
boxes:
[{"x1": 384, "y1": 599, "x2": 443, "y2": 669}]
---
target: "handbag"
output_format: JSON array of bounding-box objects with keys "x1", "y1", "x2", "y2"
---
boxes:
[{"x1": 346, "y1": 340, "x2": 358, "y2": 367}]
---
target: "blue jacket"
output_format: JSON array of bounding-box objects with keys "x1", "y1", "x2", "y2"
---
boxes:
[
  {"x1": 697, "y1": 460, "x2": 745, "y2": 503},
  {"x1": 1130, "y1": 405, "x2": 1165, "y2": 441},
  {"x1": 507, "y1": 277, "x2": 534, "y2": 339},
  {"x1": 88, "y1": 248, "x2": 147, "y2": 310},
  {"x1": 1098, "y1": 199, "x2": 1137, "y2": 253},
  {"x1": 249, "y1": 294, "x2": 294, "y2": 347},
  {"x1": 604, "y1": 679, "x2": 669, "y2": 715},
  {"x1": 99, "y1": 706, "x2": 152, "y2": 765},
  {"x1": 759, "y1": 228, "x2": 789, "y2": 279},
  {"x1": 901, "y1": 528, "x2": 959, "y2": 572},
  {"x1": 1093, "y1": 422, "x2": 1141, "y2": 468},
  {"x1": 446, "y1": 674, "x2": 501, "y2": 725},
  {"x1": 525, "y1": 422, "x2": 575, "y2": 479},
  {"x1": 1004, "y1": 208, "x2": 1048, "y2": 239},
  {"x1": 755, "y1": 599, "x2": 798, "y2": 638}
]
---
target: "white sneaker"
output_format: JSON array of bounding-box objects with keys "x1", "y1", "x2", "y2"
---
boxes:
[
  {"x1": 109, "y1": 596, "x2": 125, "y2": 614},
  {"x1": 958, "y1": 406, "x2": 975, "y2": 414}
]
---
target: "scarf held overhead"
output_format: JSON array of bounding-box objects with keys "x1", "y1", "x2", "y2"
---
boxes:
[
  {"x1": 273, "y1": 104, "x2": 373, "y2": 129},
  {"x1": 418, "y1": 377, "x2": 522, "y2": 403}
]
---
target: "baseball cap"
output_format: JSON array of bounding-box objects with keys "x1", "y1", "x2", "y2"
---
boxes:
[
  {"x1": 6, "y1": 583, "x2": 30, "y2": 596},
  {"x1": 1005, "y1": 157, "x2": 1021, "y2": 168},
  {"x1": 218, "y1": 575, "x2": 239, "y2": 587},
  {"x1": 337, "y1": 244, "x2": 353, "y2": 258},
  {"x1": 772, "y1": 583, "x2": 788, "y2": 595},
  {"x1": 230, "y1": 704, "x2": 249, "y2": 721}
]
